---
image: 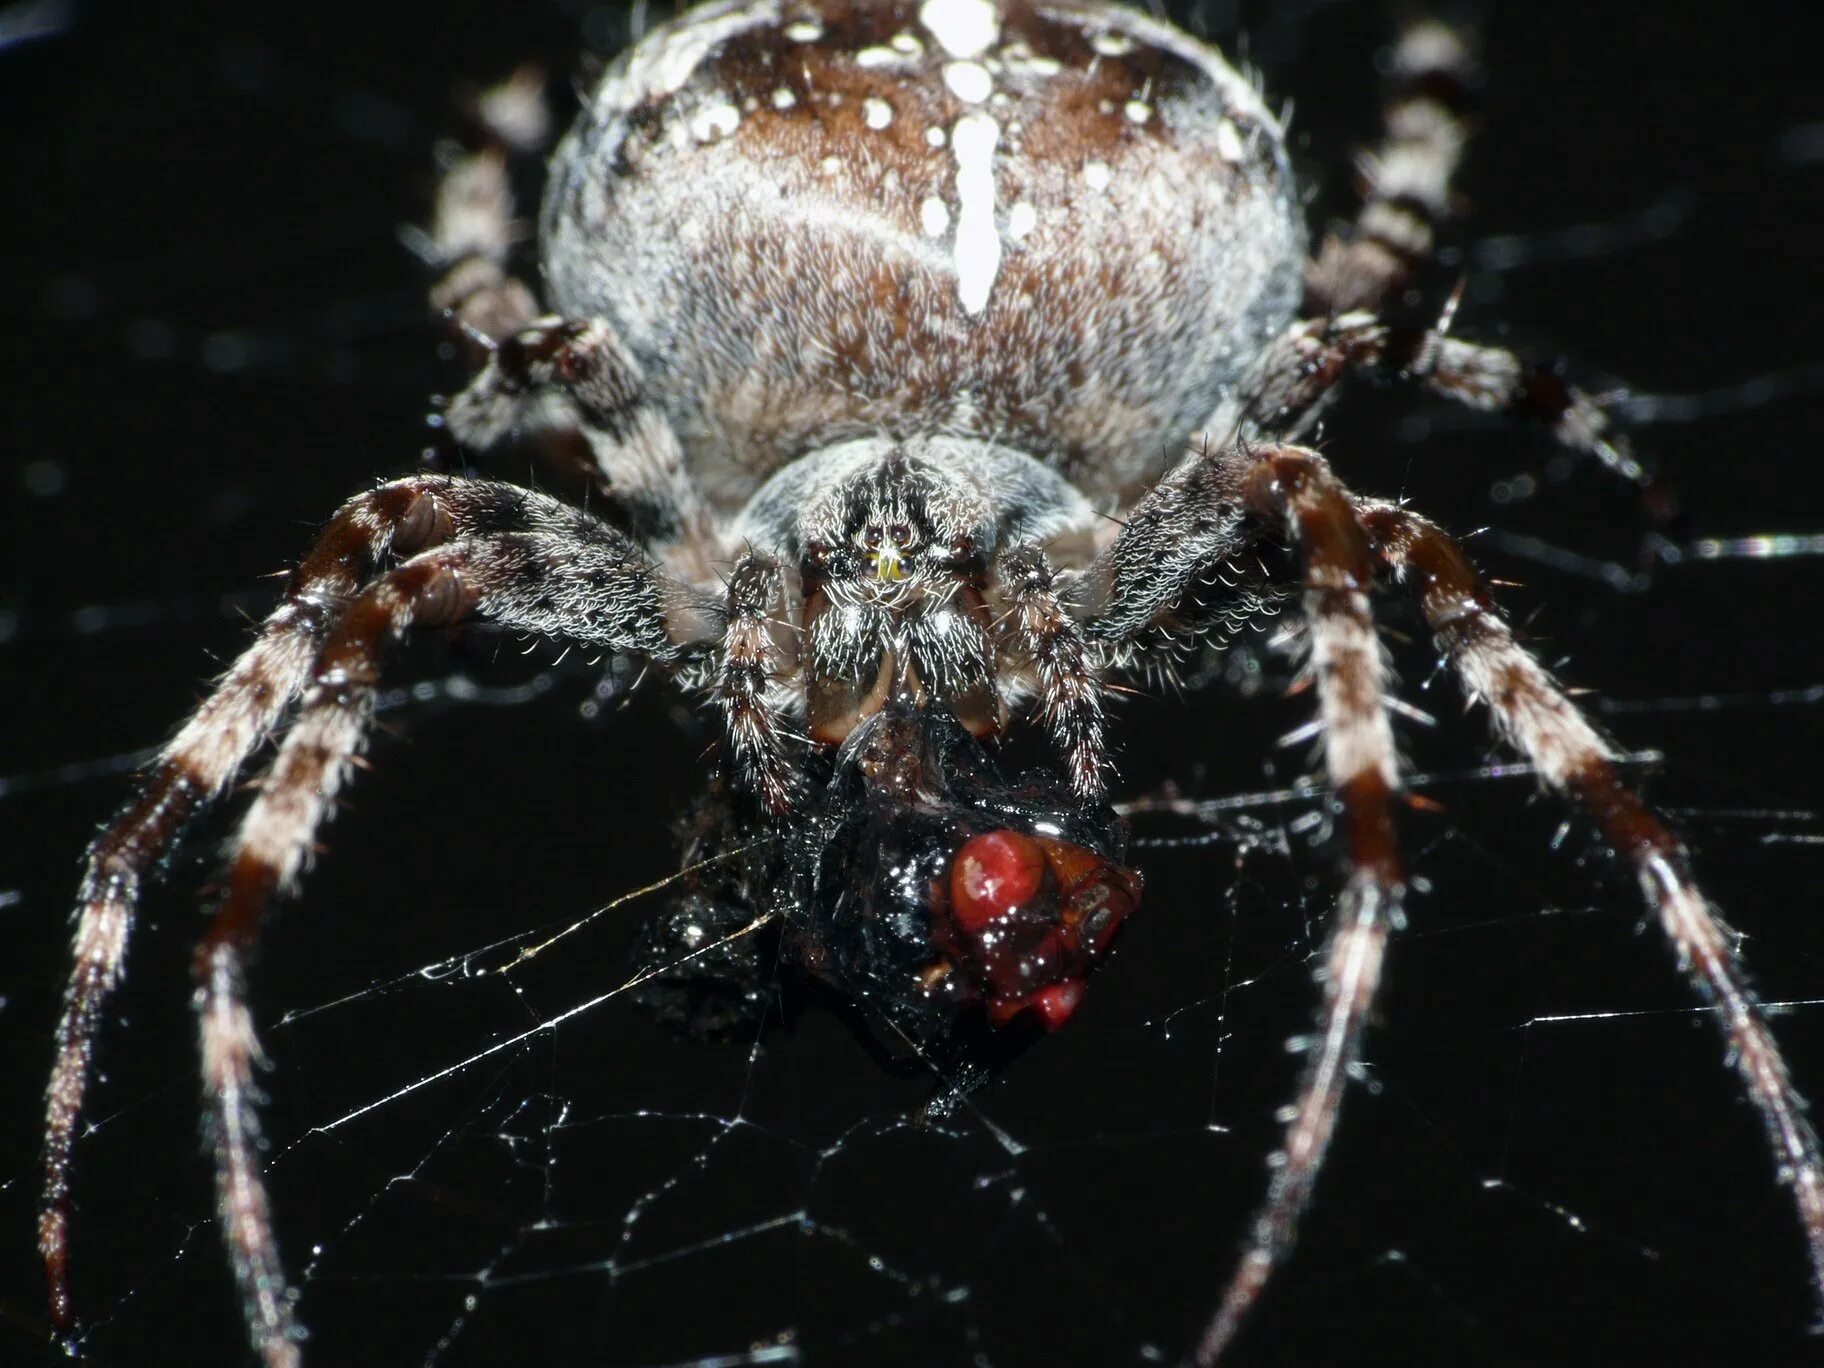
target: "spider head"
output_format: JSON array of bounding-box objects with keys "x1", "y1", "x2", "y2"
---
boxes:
[
  {"x1": 737, "y1": 435, "x2": 1098, "y2": 749},
  {"x1": 786, "y1": 701, "x2": 1140, "y2": 1039}
]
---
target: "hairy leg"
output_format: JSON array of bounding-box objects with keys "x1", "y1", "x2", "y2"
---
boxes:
[
  {"x1": 39, "y1": 474, "x2": 590, "y2": 1329},
  {"x1": 411, "y1": 66, "x2": 733, "y2": 567},
  {"x1": 1262, "y1": 18, "x2": 1638, "y2": 483},
  {"x1": 997, "y1": 544, "x2": 1108, "y2": 798},
  {"x1": 443, "y1": 317, "x2": 720, "y2": 576},
  {"x1": 715, "y1": 553, "x2": 799, "y2": 813},
  {"x1": 414, "y1": 64, "x2": 551, "y2": 344},
  {"x1": 194, "y1": 522, "x2": 706, "y2": 1366},
  {"x1": 1359, "y1": 501, "x2": 1824, "y2": 1316},
  {"x1": 1304, "y1": 20, "x2": 1477, "y2": 318},
  {"x1": 1080, "y1": 440, "x2": 1260, "y2": 649},
  {"x1": 1192, "y1": 446, "x2": 1407, "y2": 1363},
  {"x1": 1232, "y1": 311, "x2": 1637, "y2": 482},
  {"x1": 413, "y1": 75, "x2": 721, "y2": 579}
]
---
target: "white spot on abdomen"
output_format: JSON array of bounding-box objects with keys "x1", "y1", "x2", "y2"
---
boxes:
[
  {"x1": 689, "y1": 101, "x2": 741, "y2": 142},
  {"x1": 950, "y1": 112, "x2": 1001, "y2": 315},
  {"x1": 943, "y1": 60, "x2": 993, "y2": 103},
  {"x1": 863, "y1": 97, "x2": 893, "y2": 130},
  {"x1": 1007, "y1": 201, "x2": 1037, "y2": 239},
  {"x1": 921, "y1": 196, "x2": 951, "y2": 237},
  {"x1": 918, "y1": 0, "x2": 997, "y2": 57},
  {"x1": 1083, "y1": 160, "x2": 1111, "y2": 191},
  {"x1": 1003, "y1": 45, "x2": 1063, "y2": 77},
  {"x1": 784, "y1": 19, "x2": 823, "y2": 41}
]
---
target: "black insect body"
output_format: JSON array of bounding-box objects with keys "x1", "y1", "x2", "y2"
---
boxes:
[
  {"x1": 784, "y1": 704, "x2": 1140, "y2": 1035},
  {"x1": 39, "y1": 2, "x2": 1824, "y2": 1365},
  {"x1": 627, "y1": 698, "x2": 1140, "y2": 1054}
]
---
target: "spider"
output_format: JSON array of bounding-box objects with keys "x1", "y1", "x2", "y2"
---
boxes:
[{"x1": 36, "y1": 1, "x2": 1824, "y2": 1363}]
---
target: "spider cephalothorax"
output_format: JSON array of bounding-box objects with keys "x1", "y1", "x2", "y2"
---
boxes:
[
  {"x1": 743, "y1": 437, "x2": 1099, "y2": 748},
  {"x1": 41, "y1": 2, "x2": 1824, "y2": 1365}
]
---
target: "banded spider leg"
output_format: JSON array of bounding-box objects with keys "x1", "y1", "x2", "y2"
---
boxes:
[{"x1": 1095, "y1": 440, "x2": 1824, "y2": 1362}]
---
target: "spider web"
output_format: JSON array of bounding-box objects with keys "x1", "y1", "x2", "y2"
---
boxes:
[{"x1": 3, "y1": 1, "x2": 1824, "y2": 1364}]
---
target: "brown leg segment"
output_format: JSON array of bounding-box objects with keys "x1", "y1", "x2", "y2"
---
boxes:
[
  {"x1": 1284, "y1": 16, "x2": 1638, "y2": 485},
  {"x1": 1359, "y1": 501, "x2": 1824, "y2": 1320},
  {"x1": 190, "y1": 526, "x2": 689, "y2": 1367},
  {"x1": 39, "y1": 477, "x2": 594, "y2": 1335},
  {"x1": 418, "y1": 73, "x2": 720, "y2": 576},
  {"x1": 1305, "y1": 21, "x2": 1477, "y2": 317},
  {"x1": 1412, "y1": 334, "x2": 1640, "y2": 482},
  {"x1": 716, "y1": 554, "x2": 799, "y2": 813},
  {"x1": 194, "y1": 556, "x2": 477, "y2": 1368},
  {"x1": 421, "y1": 66, "x2": 551, "y2": 345},
  {"x1": 1194, "y1": 447, "x2": 1407, "y2": 1364},
  {"x1": 998, "y1": 544, "x2": 1108, "y2": 799},
  {"x1": 1239, "y1": 313, "x2": 1637, "y2": 483},
  {"x1": 442, "y1": 317, "x2": 720, "y2": 579}
]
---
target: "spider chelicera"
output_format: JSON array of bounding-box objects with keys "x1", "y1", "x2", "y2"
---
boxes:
[{"x1": 38, "y1": 2, "x2": 1824, "y2": 1364}]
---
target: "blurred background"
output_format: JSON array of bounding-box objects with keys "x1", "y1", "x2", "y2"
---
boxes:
[{"x1": 3, "y1": 1, "x2": 1823, "y2": 1363}]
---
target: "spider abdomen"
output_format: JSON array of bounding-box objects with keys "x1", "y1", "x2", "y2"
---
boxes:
[{"x1": 540, "y1": 0, "x2": 1306, "y2": 509}]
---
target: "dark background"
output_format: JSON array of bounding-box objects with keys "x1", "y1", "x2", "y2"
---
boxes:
[{"x1": 4, "y1": 1, "x2": 1823, "y2": 1365}]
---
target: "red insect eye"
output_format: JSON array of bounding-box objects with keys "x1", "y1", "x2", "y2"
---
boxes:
[{"x1": 949, "y1": 829, "x2": 1047, "y2": 932}]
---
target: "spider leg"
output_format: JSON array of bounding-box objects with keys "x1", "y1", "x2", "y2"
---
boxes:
[
  {"x1": 415, "y1": 76, "x2": 721, "y2": 576},
  {"x1": 1359, "y1": 502, "x2": 1824, "y2": 1317},
  {"x1": 411, "y1": 66, "x2": 730, "y2": 555},
  {"x1": 195, "y1": 521, "x2": 707, "y2": 1367},
  {"x1": 1407, "y1": 330, "x2": 1637, "y2": 479},
  {"x1": 420, "y1": 64, "x2": 551, "y2": 343},
  {"x1": 996, "y1": 543, "x2": 1108, "y2": 798},
  {"x1": 38, "y1": 474, "x2": 579, "y2": 1332},
  {"x1": 1304, "y1": 20, "x2": 1477, "y2": 318},
  {"x1": 444, "y1": 317, "x2": 721, "y2": 580},
  {"x1": 1079, "y1": 443, "x2": 1259, "y2": 646},
  {"x1": 1190, "y1": 445, "x2": 1407, "y2": 1365},
  {"x1": 716, "y1": 552, "x2": 799, "y2": 813},
  {"x1": 1274, "y1": 16, "x2": 1637, "y2": 482},
  {"x1": 1231, "y1": 312, "x2": 1636, "y2": 483}
]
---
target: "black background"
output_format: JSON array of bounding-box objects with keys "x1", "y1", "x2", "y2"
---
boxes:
[{"x1": 4, "y1": 2, "x2": 1824, "y2": 1365}]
